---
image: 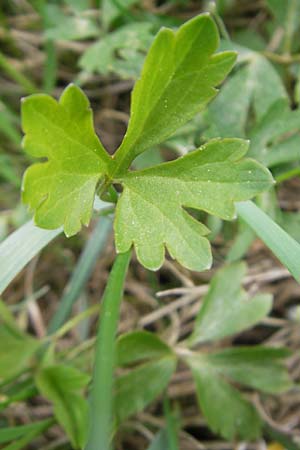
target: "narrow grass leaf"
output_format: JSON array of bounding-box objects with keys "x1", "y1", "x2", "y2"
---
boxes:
[
  {"x1": 0, "y1": 419, "x2": 53, "y2": 444},
  {"x1": 0, "y1": 220, "x2": 61, "y2": 295},
  {"x1": 237, "y1": 201, "x2": 300, "y2": 282}
]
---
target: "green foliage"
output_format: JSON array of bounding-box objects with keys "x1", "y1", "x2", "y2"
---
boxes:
[
  {"x1": 112, "y1": 15, "x2": 236, "y2": 171},
  {"x1": 79, "y1": 23, "x2": 154, "y2": 79},
  {"x1": 116, "y1": 330, "x2": 174, "y2": 366},
  {"x1": 237, "y1": 201, "x2": 300, "y2": 282},
  {"x1": 44, "y1": 4, "x2": 99, "y2": 41},
  {"x1": 111, "y1": 262, "x2": 291, "y2": 441},
  {"x1": 248, "y1": 99, "x2": 300, "y2": 167},
  {"x1": 204, "y1": 49, "x2": 287, "y2": 139},
  {"x1": 115, "y1": 331, "x2": 176, "y2": 422},
  {"x1": 21, "y1": 84, "x2": 110, "y2": 237},
  {"x1": 35, "y1": 365, "x2": 89, "y2": 449},
  {"x1": 188, "y1": 262, "x2": 272, "y2": 344},
  {"x1": 0, "y1": 420, "x2": 53, "y2": 445},
  {"x1": 115, "y1": 139, "x2": 272, "y2": 270},
  {"x1": 183, "y1": 262, "x2": 291, "y2": 440},
  {"x1": 205, "y1": 346, "x2": 292, "y2": 394},
  {"x1": 188, "y1": 357, "x2": 262, "y2": 440},
  {"x1": 0, "y1": 301, "x2": 40, "y2": 380},
  {"x1": 101, "y1": 0, "x2": 138, "y2": 28},
  {"x1": 21, "y1": 14, "x2": 273, "y2": 272},
  {"x1": 2, "y1": 7, "x2": 298, "y2": 449},
  {"x1": 147, "y1": 430, "x2": 169, "y2": 450},
  {"x1": 115, "y1": 356, "x2": 177, "y2": 423}
]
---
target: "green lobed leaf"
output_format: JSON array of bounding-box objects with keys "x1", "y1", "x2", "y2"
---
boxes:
[
  {"x1": 116, "y1": 331, "x2": 173, "y2": 366},
  {"x1": 188, "y1": 262, "x2": 273, "y2": 344},
  {"x1": 115, "y1": 356, "x2": 177, "y2": 423},
  {"x1": 21, "y1": 84, "x2": 111, "y2": 237},
  {"x1": 35, "y1": 365, "x2": 89, "y2": 449},
  {"x1": 187, "y1": 355, "x2": 262, "y2": 441},
  {"x1": 205, "y1": 346, "x2": 292, "y2": 394},
  {"x1": 111, "y1": 14, "x2": 237, "y2": 174},
  {"x1": 115, "y1": 139, "x2": 273, "y2": 271}
]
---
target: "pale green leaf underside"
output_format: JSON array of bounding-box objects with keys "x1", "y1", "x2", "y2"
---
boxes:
[
  {"x1": 115, "y1": 139, "x2": 273, "y2": 271},
  {"x1": 206, "y1": 346, "x2": 292, "y2": 394},
  {"x1": 112, "y1": 14, "x2": 237, "y2": 174},
  {"x1": 21, "y1": 84, "x2": 111, "y2": 237},
  {"x1": 188, "y1": 357, "x2": 262, "y2": 440},
  {"x1": 115, "y1": 356, "x2": 177, "y2": 423}
]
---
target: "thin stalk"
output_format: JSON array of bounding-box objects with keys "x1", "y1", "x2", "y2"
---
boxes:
[{"x1": 85, "y1": 249, "x2": 131, "y2": 450}]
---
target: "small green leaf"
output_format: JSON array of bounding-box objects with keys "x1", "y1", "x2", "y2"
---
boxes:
[
  {"x1": 206, "y1": 346, "x2": 292, "y2": 394},
  {"x1": 112, "y1": 14, "x2": 237, "y2": 173},
  {"x1": 115, "y1": 356, "x2": 177, "y2": 423},
  {"x1": 116, "y1": 331, "x2": 173, "y2": 366},
  {"x1": 21, "y1": 84, "x2": 111, "y2": 237},
  {"x1": 35, "y1": 365, "x2": 89, "y2": 449},
  {"x1": 188, "y1": 356, "x2": 262, "y2": 440},
  {"x1": 189, "y1": 262, "x2": 273, "y2": 344},
  {"x1": 115, "y1": 139, "x2": 273, "y2": 271}
]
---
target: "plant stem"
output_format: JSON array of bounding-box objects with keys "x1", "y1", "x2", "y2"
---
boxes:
[{"x1": 85, "y1": 249, "x2": 131, "y2": 450}]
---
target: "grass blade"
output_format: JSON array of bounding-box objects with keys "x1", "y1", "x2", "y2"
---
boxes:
[
  {"x1": 237, "y1": 200, "x2": 300, "y2": 282},
  {"x1": 0, "y1": 221, "x2": 62, "y2": 295}
]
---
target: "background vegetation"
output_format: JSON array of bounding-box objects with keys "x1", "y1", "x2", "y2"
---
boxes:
[{"x1": 0, "y1": 1, "x2": 300, "y2": 449}]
